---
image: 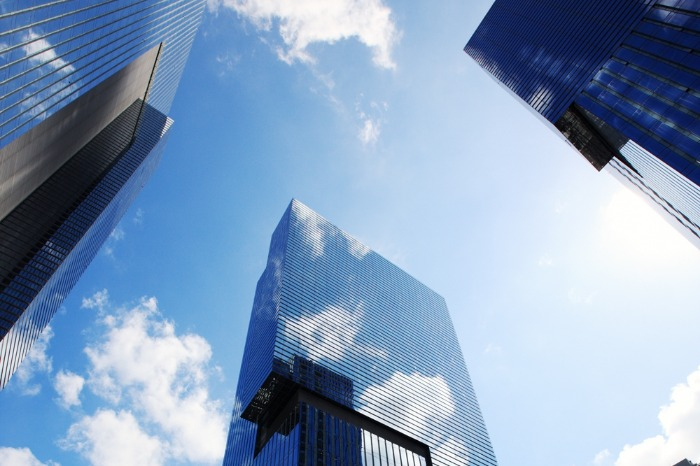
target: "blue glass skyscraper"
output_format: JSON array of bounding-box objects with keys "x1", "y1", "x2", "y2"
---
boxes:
[
  {"x1": 0, "y1": 0, "x2": 204, "y2": 389},
  {"x1": 224, "y1": 200, "x2": 498, "y2": 466},
  {"x1": 466, "y1": 0, "x2": 700, "y2": 247}
]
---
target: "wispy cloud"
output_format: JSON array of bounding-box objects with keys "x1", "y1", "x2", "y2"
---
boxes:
[
  {"x1": 214, "y1": 51, "x2": 241, "y2": 77},
  {"x1": 359, "y1": 372, "x2": 467, "y2": 461},
  {"x1": 356, "y1": 98, "x2": 387, "y2": 146},
  {"x1": 347, "y1": 233, "x2": 370, "y2": 258},
  {"x1": 593, "y1": 448, "x2": 611, "y2": 465},
  {"x1": 81, "y1": 289, "x2": 110, "y2": 314},
  {"x1": 59, "y1": 294, "x2": 228, "y2": 465},
  {"x1": 284, "y1": 303, "x2": 386, "y2": 363},
  {"x1": 132, "y1": 208, "x2": 145, "y2": 226},
  {"x1": 17, "y1": 30, "x2": 78, "y2": 121},
  {"x1": 109, "y1": 226, "x2": 125, "y2": 242},
  {"x1": 209, "y1": 0, "x2": 400, "y2": 69},
  {"x1": 293, "y1": 202, "x2": 370, "y2": 258},
  {"x1": 101, "y1": 226, "x2": 126, "y2": 259},
  {"x1": 358, "y1": 117, "x2": 380, "y2": 145},
  {"x1": 613, "y1": 366, "x2": 700, "y2": 465},
  {"x1": 24, "y1": 31, "x2": 75, "y2": 73},
  {"x1": 294, "y1": 203, "x2": 326, "y2": 257},
  {"x1": 360, "y1": 372, "x2": 454, "y2": 437},
  {"x1": 61, "y1": 409, "x2": 165, "y2": 466},
  {"x1": 54, "y1": 370, "x2": 85, "y2": 409}
]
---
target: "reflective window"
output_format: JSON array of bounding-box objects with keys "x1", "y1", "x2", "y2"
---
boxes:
[
  {"x1": 0, "y1": 0, "x2": 204, "y2": 388},
  {"x1": 224, "y1": 200, "x2": 497, "y2": 466}
]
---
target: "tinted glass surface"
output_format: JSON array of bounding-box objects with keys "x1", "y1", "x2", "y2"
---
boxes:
[
  {"x1": 465, "y1": 0, "x2": 654, "y2": 122},
  {"x1": 0, "y1": 0, "x2": 204, "y2": 148},
  {"x1": 465, "y1": 0, "x2": 700, "y2": 247},
  {"x1": 576, "y1": 0, "x2": 700, "y2": 185},
  {"x1": 0, "y1": 103, "x2": 171, "y2": 388},
  {"x1": 0, "y1": 0, "x2": 204, "y2": 388},
  {"x1": 224, "y1": 200, "x2": 498, "y2": 466}
]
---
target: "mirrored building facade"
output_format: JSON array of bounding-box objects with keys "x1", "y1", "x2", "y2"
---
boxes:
[
  {"x1": 0, "y1": 0, "x2": 205, "y2": 389},
  {"x1": 223, "y1": 200, "x2": 498, "y2": 466},
  {"x1": 465, "y1": 0, "x2": 700, "y2": 247}
]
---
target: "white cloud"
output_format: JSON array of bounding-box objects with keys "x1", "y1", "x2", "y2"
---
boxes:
[
  {"x1": 294, "y1": 202, "x2": 326, "y2": 257},
  {"x1": 214, "y1": 52, "x2": 241, "y2": 77},
  {"x1": 359, "y1": 372, "x2": 467, "y2": 462},
  {"x1": 60, "y1": 409, "x2": 164, "y2": 466},
  {"x1": 12, "y1": 326, "x2": 54, "y2": 396},
  {"x1": 81, "y1": 289, "x2": 109, "y2": 313},
  {"x1": 17, "y1": 31, "x2": 78, "y2": 120},
  {"x1": 432, "y1": 436, "x2": 470, "y2": 464},
  {"x1": 358, "y1": 117, "x2": 380, "y2": 145},
  {"x1": 24, "y1": 31, "x2": 75, "y2": 73},
  {"x1": 283, "y1": 302, "x2": 386, "y2": 364},
  {"x1": 103, "y1": 225, "x2": 127, "y2": 259},
  {"x1": 54, "y1": 370, "x2": 85, "y2": 409},
  {"x1": 108, "y1": 226, "x2": 125, "y2": 242},
  {"x1": 132, "y1": 208, "x2": 145, "y2": 225},
  {"x1": 66, "y1": 296, "x2": 227, "y2": 465},
  {"x1": 356, "y1": 99, "x2": 387, "y2": 146},
  {"x1": 0, "y1": 447, "x2": 59, "y2": 466},
  {"x1": 293, "y1": 202, "x2": 370, "y2": 258},
  {"x1": 594, "y1": 448, "x2": 611, "y2": 465},
  {"x1": 614, "y1": 366, "x2": 700, "y2": 466},
  {"x1": 346, "y1": 233, "x2": 370, "y2": 258},
  {"x1": 211, "y1": 0, "x2": 400, "y2": 69},
  {"x1": 66, "y1": 296, "x2": 228, "y2": 464},
  {"x1": 360, "y1": 372, "x2": 454, "y2": 437}
]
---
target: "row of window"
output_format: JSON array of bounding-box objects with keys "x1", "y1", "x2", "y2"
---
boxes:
[
  {"x1": 0, "y1": 0, "x2": 203, "y2": 147},
  {"x1": 227, "y1": 201, "x2": 497, "y2": 466}
]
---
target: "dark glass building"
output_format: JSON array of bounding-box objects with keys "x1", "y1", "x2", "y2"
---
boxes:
[
  {"x1": 223, "y1": 200, "x2": 497, "y2": 466},
  {"x1": 465, "y1": 0, "x2": 700, "y2": 247},
  {"x1": 0, "y1": 0, "x2": 204, "y2": 389}
]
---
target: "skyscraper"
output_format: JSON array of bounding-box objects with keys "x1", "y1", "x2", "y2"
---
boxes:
[
  {"x1": 465, "y1": 0, "x2": 700, "y2": 247},
  {"x1": 224, "y1": 200, "x2": 497, "y2": 466},
  {"x1": 0, "y1": 0, "x2": 205, "y2": 389}
]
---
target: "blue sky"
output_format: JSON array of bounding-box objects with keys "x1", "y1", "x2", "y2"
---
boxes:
[{"x1": 1, "y1": 0, "x2": 700, "y2": 465}]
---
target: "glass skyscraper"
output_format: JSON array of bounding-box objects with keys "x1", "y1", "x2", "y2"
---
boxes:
[
  {"x1": 224, "y1": 200, "x2": 497, "y2": 466},
  {"x1": 465, "y1": 0, "x2": 700, "y2": 247},
  {"x1": 0, "y1": 0, "x2": 204, "y2": 389}
]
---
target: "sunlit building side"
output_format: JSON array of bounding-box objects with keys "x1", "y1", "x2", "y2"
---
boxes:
[
  {"x1": 0, "y1": 0, "x2": 205, "y2": 389},
  {"x1": 223, "y1": 199, "x2": 498, "y2": 466},
  {"x1": 465, "y1": 0, "x2": 700, "y2": 247}
]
